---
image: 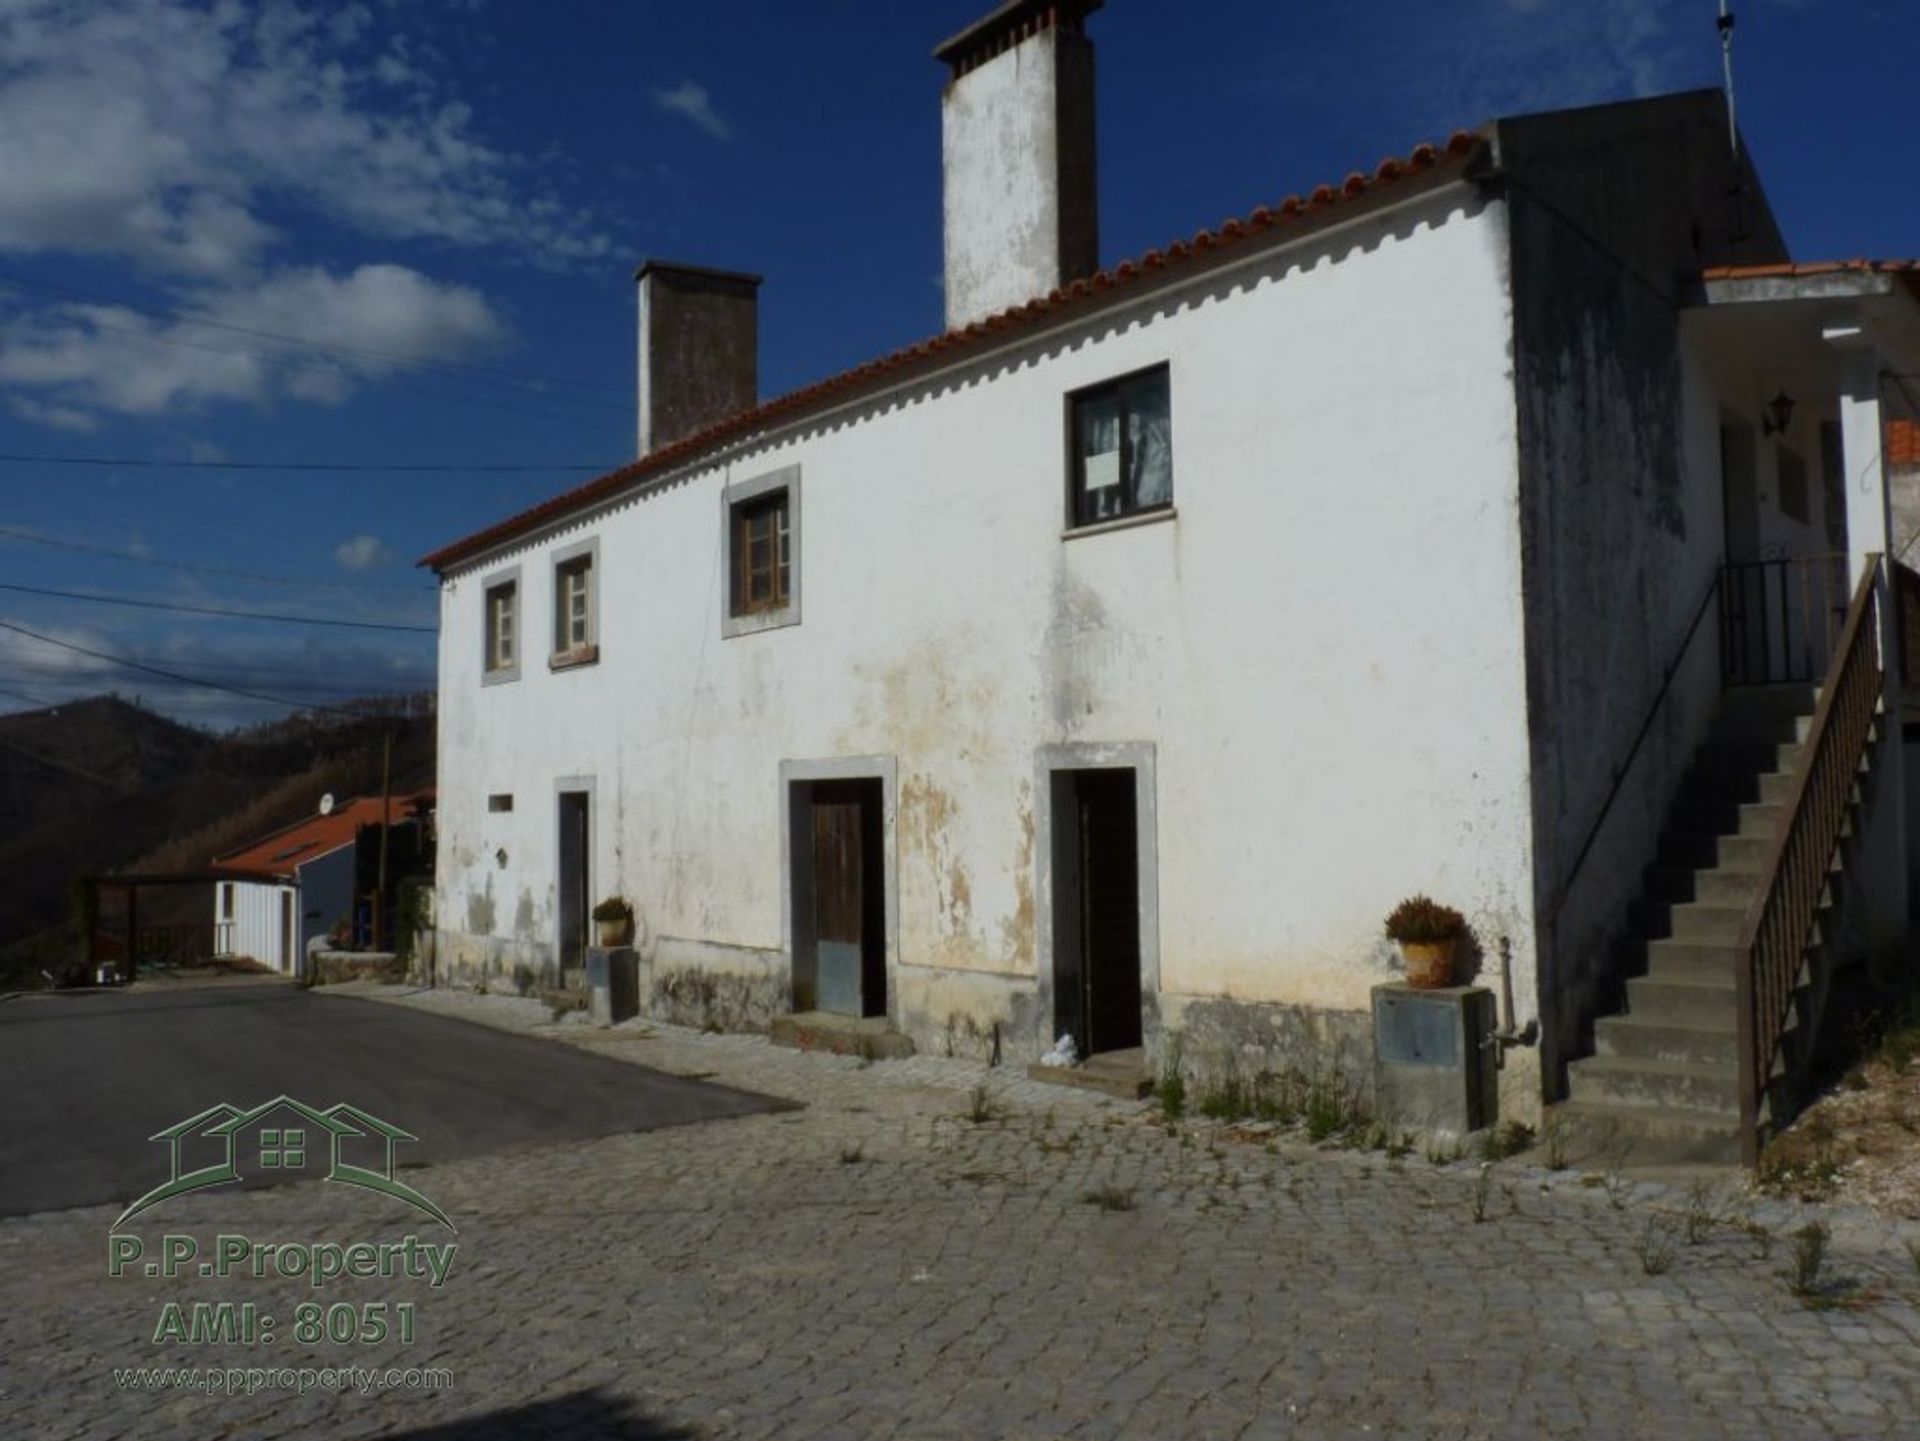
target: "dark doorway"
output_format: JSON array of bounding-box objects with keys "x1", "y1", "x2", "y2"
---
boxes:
[
  {"x1": 557, "y1": 790, "x2": 590, "y2": 990},
  {"x1": 1051, "y1": 768, "x2": 1143, "y2": 1058},
  {"x1": 791, "y1": 779, "x2": 885, "y2": 1018},
  {"x1": 279, "y1": 891, "x2": 294, "y2": 973}
]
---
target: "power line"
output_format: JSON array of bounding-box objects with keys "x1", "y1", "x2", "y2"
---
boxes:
[
  {"x1": 6, "y1": 651, "x2": 431, "y2": 684},
  {"x1": 0, "y1": 451, "x2": 610, "y2": 474},
  {"x1": 0, "y1": 266, "x2": 630, "y2": 404},
  {"x1": 0, "y1": 526, "x2": 436, "y2": 591},
  {"x1": 0, "y1": 618, "x2": 382, "y2": 718},
  {"x1": 0, "y1": 582, "x2": 436, "y2": 633}
]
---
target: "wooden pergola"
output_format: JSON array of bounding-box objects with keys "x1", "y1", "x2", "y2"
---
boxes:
[{"x1": 83, "y1": 870, "x2": 278, "y2": 984}]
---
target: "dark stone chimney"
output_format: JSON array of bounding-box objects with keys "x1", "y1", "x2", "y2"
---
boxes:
[{"x1": 634, "y1": 260, "x2": 761, "y2": 457}]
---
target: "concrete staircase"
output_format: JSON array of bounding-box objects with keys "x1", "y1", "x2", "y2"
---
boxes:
[{"x1": 1559, "y1": 684, "x2": 1836, "y2": 1165}]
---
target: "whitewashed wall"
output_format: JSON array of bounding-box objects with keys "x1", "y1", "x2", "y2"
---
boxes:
[{"x1": 434, "y1": 187, "x2": 1539, "y2": 1069}]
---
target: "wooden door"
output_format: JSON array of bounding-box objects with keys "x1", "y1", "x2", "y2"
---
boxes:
[{"x1": 812, "y1": 787, "x2": 864, "y2": 1016}]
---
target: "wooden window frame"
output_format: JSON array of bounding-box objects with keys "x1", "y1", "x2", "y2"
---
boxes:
[
  {"x1": 721, "y1": 465, "x2": 802, "y2": 639},
  {"x1": 1067, "y1": 364, "x2": 1174, "y2": 530},
  {"x1": 732, "y1": 490, "x2": 790, "y2": 616}
]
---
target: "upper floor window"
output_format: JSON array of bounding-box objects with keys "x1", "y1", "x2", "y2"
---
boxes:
[
  {"x1": 722, "y1": 465, "x2": 802, "y2": 639},
  {"x1": 550, "y1": 540, "x2": 599, "y2": 669},
  {"x1": 1069, "y1": 365, "x2": 1172, "y2": 528},
  {"x1": 484, "y1": 578, "x2": 518, "y2": 679},
  {"x1": 734, "y1": 491, "x2": 789, "y2": 615}
]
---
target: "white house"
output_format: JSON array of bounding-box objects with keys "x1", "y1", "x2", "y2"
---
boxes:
[{"x1": 424, "y1": 1, "x2": 1919, "y2": 1161}]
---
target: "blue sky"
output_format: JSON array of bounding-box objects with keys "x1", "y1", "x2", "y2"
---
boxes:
[{"x1": 0, "y1": 0, "x2": 1910, "y2": 728}]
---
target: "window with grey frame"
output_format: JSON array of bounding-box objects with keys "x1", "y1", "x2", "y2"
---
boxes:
[
  {"x1": 551, "y1": 550, "x2": 596, "y2": 666},
  {"x1": 1069, "y1": 365, "x2": 1172, "y2": 527},
  {"x1": 484, "y1": 580, "x2": 517, "y2": 674}
]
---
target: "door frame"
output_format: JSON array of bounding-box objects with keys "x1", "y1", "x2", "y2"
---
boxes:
[
  {"x1": 1034, "y1": 742, "x2": 1159, "y2": 1053},
  {"x1": 780, "y1": 756, "x2": 898, "y2": 1024},
  {"x1": 554, "y1": 774, "x2": 597, "y2": 986}
]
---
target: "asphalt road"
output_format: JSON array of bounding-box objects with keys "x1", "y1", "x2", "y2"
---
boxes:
[{"x1": 0, "y1": 979, "x2": 790, "y2": 1218}]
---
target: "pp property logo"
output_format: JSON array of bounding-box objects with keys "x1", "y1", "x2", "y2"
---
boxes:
[{"x1": 112, "y1": 1096, "x2": 455, "y2": 1232}]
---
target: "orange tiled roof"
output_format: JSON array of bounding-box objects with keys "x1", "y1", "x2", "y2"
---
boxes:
[
  {"x1": 212, "y1": 792, "x2": 433, "y2": 880},
  {"x1": 420, "y1": 131, "x2": 1487, "y2": 574},
  {"x1": 1700, "y1": 259, "x2": 1920, "y2": 281},
  {"x1": 1891, "y1": 419, "x2": 1920, "y2": 470}
]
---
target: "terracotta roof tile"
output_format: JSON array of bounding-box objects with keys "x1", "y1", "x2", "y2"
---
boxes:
[
  {"x1": 420, "y1": 129, "x2": 1487, "y2": 574},
  {"x1": 1890, "y1": 419, "x2": 1920, "y2": 470},
  {"x1": 1700, "y1": 259, "x2": 1920, "y2": 280},
  {"x1": 212, "y1": 792, "x2": 433, "y2": 880}
]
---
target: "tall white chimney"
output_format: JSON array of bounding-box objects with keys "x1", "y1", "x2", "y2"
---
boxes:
[{"x1": 934, "y1": 1, "x2": 1101, "y2": 331}]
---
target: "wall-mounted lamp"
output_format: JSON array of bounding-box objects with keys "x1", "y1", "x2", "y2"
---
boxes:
[{"x1": 1761, "y1": 386, "x2": 1796, "y2": 438}]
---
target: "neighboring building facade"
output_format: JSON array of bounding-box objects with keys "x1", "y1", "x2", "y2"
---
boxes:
[
  {"x1": 213, "y1": 793, "x2": 433, "y2": 972},
  {"x1": 424, "y1": 2, "x2": 1917, "y2": 1147}
]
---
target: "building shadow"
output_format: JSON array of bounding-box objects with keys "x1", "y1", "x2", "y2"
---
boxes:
[{"x1": 386, "y1": 1388, "x2": 699, "y2": 1440}]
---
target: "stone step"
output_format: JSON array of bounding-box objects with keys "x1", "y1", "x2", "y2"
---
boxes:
[
  {"x1": 1716, "y1": 683, "x2": 1818, "y2": 719},
  {"x1": 1696, "y1": 739, "x2": 1805, "y2": 778},
  {"x1": 1642, "y1": 864, "x2": 1762, "y2": 908},
  {"x1": 1566, "y1": 1055, "x2": 1740, "y2": 1113},
  {"x1": 1642, "y1": 938, "x2": 1743, "y2": 983},
  {"x1": 1657, "y1": 831, "x2": 1772, "y2": 871},
  {"x1": 1668, "y1": 799, "x2": 1784, "y2": 840},
  {"x1": 1027, "y1": 1046, "x2": 1152, "y2": 1100},
  {"x1": 770, "y1": 1011, "x2": 916, "y2": 1061},
  {"x1": 1710, "y1": 709, "x2": 1813, "y2": 748},
  {"x1": 1550, "y1": 1101, "x2": 1747, "y2": 1167},
  {"x1": 1630, "y1": 902, "x2": 1748, "y2": 945},
  {"x1": 1676, "y1": 766, "x2": 1796, "y2": 809},
  {"x1": 1626, "y1": 971, "x2": 1738, "y2": 1026},
  {"x1": 1594, "y1": 1013, "x2": 1739, "y2": 1067}
]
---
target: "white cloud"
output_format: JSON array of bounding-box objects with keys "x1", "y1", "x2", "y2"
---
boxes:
[
  {"x1": 651, "y1": 80, "x2": 733, "y2": 141},
  {"x1": 0, "y1": 264, "x2": 506, "y2": 419},
  {"x1": 6, "y1": 395, "x2": 96, "y2": 431},
  {"x1": 334, "y1": 534, "x2": 395, "y2": 572},
  {"x1": 0, "y1": 0, "x2": 613, "y2": 277}
]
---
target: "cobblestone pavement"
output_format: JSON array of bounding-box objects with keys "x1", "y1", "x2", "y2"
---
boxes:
[{"x1": 5, "y1": 983, "x2": 1919, "y2": 1440}]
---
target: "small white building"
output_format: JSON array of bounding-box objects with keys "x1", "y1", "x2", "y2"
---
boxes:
[
  {"x1": 424, "y1": 2, "x2": 1919, "y2": 1160},
  {"x1": 213, "y1": 794, "x2": 431, "y2": 971}
]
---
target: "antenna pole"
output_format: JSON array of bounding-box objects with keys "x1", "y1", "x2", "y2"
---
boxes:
[{"x1": 1718, "y1": 1, "x2": 1738, "y2": 155}]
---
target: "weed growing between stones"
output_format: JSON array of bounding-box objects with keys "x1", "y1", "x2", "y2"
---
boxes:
[
  {"x1": 1425, "y1": 1134, "x2": 1465, "y2": 1166},
  {"x1": 1477, "y1": 1120, "x2": 1534, "y2": 1163},
  {"x1": 839, "y1": 1142, "x2": 866, "y2": 1165},
  {"x1": 1788, "y1": 1221, "x2": 1829, "y2": 1297},
  {"x1": 1082, "y1": 1186, "x2": 1135, "y2": 1212},
  {"x1": 1602, "y1": 1164, "x2": 1632, "y2": 1211},
  {"x1": 1157, "y1": 1040, "x2": 1187, "y2": 1123},
  {"x1": 1683, "y1": 1181, "x2": 1731, "y2": 1245},
  {"x1": 1471, "y1": 1163, "x2": 1494, "y2": 1224},
  {"x1": 1543, "y1": 1114, "x2": 1573, "y2": 1171},
  {"x1": 1637, "y1": 1216, "x2": 1677, "y2": 1276},
  {"x1": 966, "y1": 1085, "x2": 999, "y2": 1125}
]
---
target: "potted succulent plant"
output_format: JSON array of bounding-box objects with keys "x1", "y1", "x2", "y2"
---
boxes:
[
  {"x1": 1384, "y1": 895, "x2": 1466, "y2": 989},
  {"x1": 591, "y1": 895, "x2": 634, "y2": 947}
]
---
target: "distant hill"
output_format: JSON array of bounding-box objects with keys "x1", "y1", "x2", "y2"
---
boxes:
[{"x1": 0, "y1": 694, "x2": 435, "y2": 987}]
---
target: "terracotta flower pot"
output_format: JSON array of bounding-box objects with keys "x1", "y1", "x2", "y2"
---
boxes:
[
  {"x1": 595, "y1": 917, "x2": 632, "y2": 947},
  {"x1": 1400, "y1": 937, "x2": 1457, "y2": 989}
]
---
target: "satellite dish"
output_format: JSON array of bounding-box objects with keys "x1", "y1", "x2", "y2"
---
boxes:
[{"x1": 318, "y1": 793, "x2": 335, "y2": 816}]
